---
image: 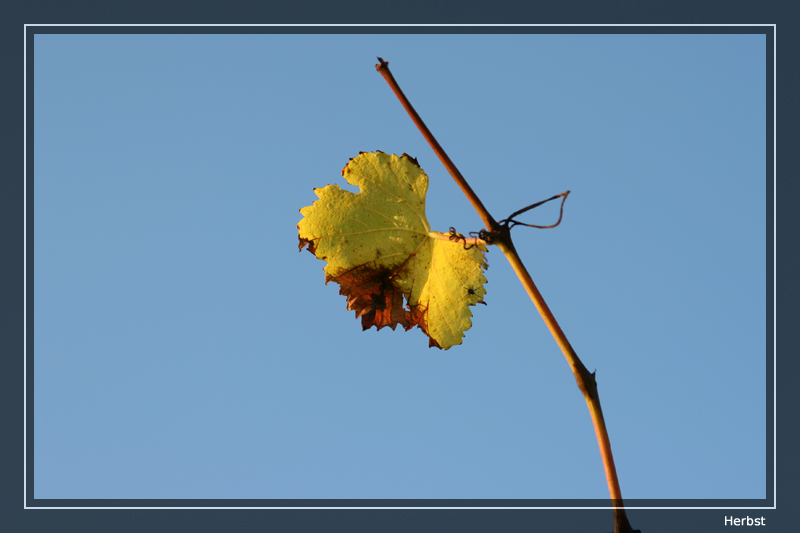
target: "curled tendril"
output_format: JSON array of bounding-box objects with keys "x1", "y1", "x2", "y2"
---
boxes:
[
  {"x1": 448, "y1": 227, "x2": 500, "y2": 250},
  {"x1": 470, "y1": 229, "x2": 499, "y2": 245},
  {"x1": 448, "y1": 227, "x2": 474, "y2": 250}
]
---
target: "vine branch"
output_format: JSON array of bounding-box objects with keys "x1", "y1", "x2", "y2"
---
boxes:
[
  {"x1": 376, "y1": 58, "x2": 499, "y2": 233},
  {"x1": 376, "y1": 57, "x2": 639, "y2": 533}
]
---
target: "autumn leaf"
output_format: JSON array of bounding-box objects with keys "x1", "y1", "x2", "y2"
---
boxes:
[{"x1": 298, "y1": 151, "x2": 488, "y2": 349}]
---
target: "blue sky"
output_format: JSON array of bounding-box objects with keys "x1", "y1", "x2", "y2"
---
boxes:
[{"x1": 33, "y1": 32, "x2": 767, "y2": 501}]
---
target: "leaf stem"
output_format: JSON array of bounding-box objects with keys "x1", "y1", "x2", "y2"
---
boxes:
[
  {"x1": 376, "y1": 58, "x2": 638, "y2": 533},
  {"x1": 427, "y1": 231, "x2": 487, "y2": 247}
]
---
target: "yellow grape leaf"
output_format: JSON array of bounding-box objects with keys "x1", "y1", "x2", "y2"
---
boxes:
[{"x1": 298, "y1": 151, "x2": 487, "y2": 349}]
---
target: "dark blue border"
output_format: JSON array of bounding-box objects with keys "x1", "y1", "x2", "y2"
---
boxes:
[{"x1": 7, "y1": 4, "x2": 789, "y2": 532}]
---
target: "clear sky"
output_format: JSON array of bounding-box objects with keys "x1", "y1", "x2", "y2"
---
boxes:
[{"x1": 33, "y1": 32, "x2": 766, "y2": 501}]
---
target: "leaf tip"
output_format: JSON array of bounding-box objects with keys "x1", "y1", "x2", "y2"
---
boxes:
[
  {"x1": 400, "y1": 152, "x2": 420, "y2": 168},
  {"x1": 298, "y1": 236, "x2": 316, "y2": 254},
  {"x1": 428, "y1": 337, "x2": 443, "y2": 349}
]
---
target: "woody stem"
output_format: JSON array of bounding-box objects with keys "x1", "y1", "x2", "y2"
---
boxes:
[
  {"x1": 376, "y1": 58, "x2": 499, "y2": 233},
  {"x1": 376, "y1": 57, "x2": 638, "y2": 533}
]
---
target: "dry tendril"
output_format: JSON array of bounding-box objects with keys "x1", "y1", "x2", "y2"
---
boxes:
[{"x1": 448, "y1": 191, "x2": 571, "y2": 250}]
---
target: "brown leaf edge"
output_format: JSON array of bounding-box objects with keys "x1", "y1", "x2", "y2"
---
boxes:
[{"x1": 328, "y1": 261, "x2": 442, "y2": 347}]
